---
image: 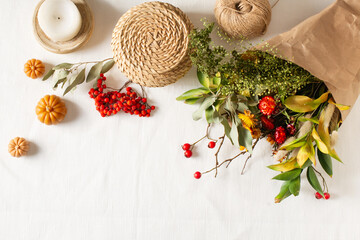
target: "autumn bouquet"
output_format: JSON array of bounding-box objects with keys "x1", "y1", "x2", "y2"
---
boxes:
[{"x1": 177, "y1": 18, "x2": 356, "y2": 202}]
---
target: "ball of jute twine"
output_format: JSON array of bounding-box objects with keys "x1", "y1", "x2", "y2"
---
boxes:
[
  {"x1": 111, "y1": 1, "x2": 193, "y2": 87},
  {"x1": 214, "y1": 0, "x2": 273, "y2": 39}
]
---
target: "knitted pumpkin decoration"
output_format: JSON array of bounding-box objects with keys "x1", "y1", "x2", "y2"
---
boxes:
[
  {"x1": 8, "y1": 137, "x2": 30, "y2": 158},
  {"x1": 24, "y1": 59, "x2": 45, "y2": 79},
  {"x1": 36, "y1": 95, "x2": 67, "y2": 125}
]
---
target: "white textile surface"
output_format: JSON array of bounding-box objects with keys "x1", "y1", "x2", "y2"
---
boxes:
[{"x1": 1, "y1": 0, "x2": 360, "y2": 239}]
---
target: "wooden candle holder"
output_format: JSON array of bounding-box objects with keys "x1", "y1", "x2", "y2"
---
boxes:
[{"x1": 33, "y1": 0, "x2": 94, "y2": 54}]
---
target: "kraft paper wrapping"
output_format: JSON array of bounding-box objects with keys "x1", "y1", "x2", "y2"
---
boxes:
[{"x1": 259, "y1": 0, "x2": 360, "y2": 119}]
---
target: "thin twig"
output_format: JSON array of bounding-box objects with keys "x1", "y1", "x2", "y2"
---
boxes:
[
  {"x1": 214, "y1": 135, "x2": 226, "y2": 177},
  {"x1": 312, "y1": 167, "x2": 328, "y2": 192},
  {"x1": 241, "y1": 138, "x2": 260, "y2": 175},
  {"x1": 202, "y1": 151, "x2": 247, "y2": 175}
]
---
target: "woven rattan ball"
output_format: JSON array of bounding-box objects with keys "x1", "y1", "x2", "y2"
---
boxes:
[{"x1": 111, "y1": 1, "x2": 193, "y2": 87}]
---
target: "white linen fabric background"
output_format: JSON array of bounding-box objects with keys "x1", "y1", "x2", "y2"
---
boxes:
[{"x1": 1, "y1": 0, "x2": 359, "y2": 239}]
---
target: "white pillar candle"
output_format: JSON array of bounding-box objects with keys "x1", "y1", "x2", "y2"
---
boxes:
[{"x1": 38, "y1": 0, "x2": 82, "y2": 42}]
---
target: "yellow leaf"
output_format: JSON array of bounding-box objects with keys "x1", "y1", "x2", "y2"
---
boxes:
[
  {"x1": 328, "y1": 98, "x2": 351, "y2": 111},
  {"x1": 284, "y1": 92, "x2": 329, "y2": 113},
  {"x1": 312, "y1": 129, "x2": 329, "y2": 154},
  {"x1": 297, "y1": 137, "x2": 315, "y2": 167},
  {"x1": 268, "y1": 158, "x2": 299, "y2": 172}
]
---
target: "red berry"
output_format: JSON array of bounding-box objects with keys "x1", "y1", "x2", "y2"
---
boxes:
[
  {"x1": 324, "y1": 192, "x2": 330, "y2": 200},
  {"x1": 182, "y1": 143, "x2": 191, "y2": 151},
  {"x1": 126, "y1": 87, "x2": 132, "y2": 92},
  {"x1": 260, "y1": 115, "x2": 275, "y2": 130},
  {"x1": 208, "y1": 141, "x2": 216, "y2": 149},
  {"x1": 100, "y1": 73, "x2": 104, "y2": 77},
  {"x1": 184, "y1": 150, "x2": 192, "y2": 158},
  {"x1": 194, "y1": 171, "x2": 201, "y2": 179},
  {"x1": 142, "y1": 98, "x2": 147, "y2": 103},
  {"x1": 274, "y1": 126, "x2": 287, "y2": 145},
  {"x1": 315, "y1": 192, "x2": 323, "y2": 199},
  {"x1": 99, "y1": 87, "x2": 103, "y2": 92},
  {"x1": 151, "y1": 106, "x2": 155, "y2": 110},
  {"x1": 258, "y1": 96, "x2": 277, "y2": 115},
  {"x1": 104, "y1": 98, "x2": 109, "y2": 103},
  {"x1": 141, "y1": 110, "x2": 146, "y2": 115},
  {"x1": 94, "y1": 90, "x2": 99, "y2": 95},
  {"x1": 102, "y1": 84, "x2": 107, "y2": 89}
]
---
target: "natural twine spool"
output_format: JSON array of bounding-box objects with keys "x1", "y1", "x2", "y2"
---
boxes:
[
  {"x1": 111, "y1": 1, "x2": 193, "y2": 87},
  {"x1": 214, "y1": 0, "x2": 272, "y2": 39}
]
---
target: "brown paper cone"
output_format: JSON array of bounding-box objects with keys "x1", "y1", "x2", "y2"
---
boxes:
[{"x1": 258, "y1": 0, "x2": 360, "y2": 119}]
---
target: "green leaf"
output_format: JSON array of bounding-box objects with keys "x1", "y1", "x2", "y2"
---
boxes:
[
  {"x1": 197, "y1": 71, "x2": 210, "y2": 88},
  {"x1": 275, "y1": 181, "x2": 292, "y2": 203},
  {"x1": 301, "y1": 159, "x2": 313, "y2": 169},
  {"x1": 63, "y1": 68, "x2": 86, "y2": 96},
  {"x1": 211, "y1": 76, "x2": 221, "y2": 88},
  {"x1": 53, "y1": 69, "x2": 69, "y2": 82},
  {"x1": 205, "y1": 106, "x2": 215, "y2": 123},
  {"x1": 224, "y1": 94, "x2": 237, "y2": 114},
  {"x1": 237, "y1": 124, "x2": 253, "y2": 153},
  {"x1": 306, "y1": 167, "x2": 324, "y2": 197},
  {"x1": 237, "y1": 102, "x2": 249, "y2": 112},
  {"x1": 229, "y1": 120, "x2": 240, "y2": 147},
  {"x1": 280, "y1": 133, "x2": 309, "y2": 151},
  {"x1": 176, "y1": 88, "x2": 210, "y2": 101},
  {"x1": 298, "y1": 117, "x2": 319, "y2": 124},
  {"x1": 184, "y1": 98, "x2": 201, "y2": 105},
  {"x1": 284, "y1": 92, "x2": 329, "y2": 113},
  {"x1": 272, "y1": 169, "x2": 302, "y2": 181},
  {"x1": 192, "y1": 96, "x2": 216, "y2": 121},
  {"x1": 86, "y1": 62, "x2": 103, "y2": 82},
  {"x1": 101, "y1": 59, "x2": 115, "y2": 74},
  {"x1": 318, "y1": 149, "x2": 333, "y2": 177},
  {"x1": 42, "y1": 69, "x2": 55, "y2": 81},
  {"x1": 221, "y1": 117, "x2": 232, "y2": 144},
  {"x1": 268, "y1": 157, "x2": 299, "y2": 172},
  {"x1": 53, "y1": 63, "x2": 73, "y2": 70},
  {"x1": 289, "y1": 176, "x2": 301, "y2": 196},
  {"x1": 53, "y1": 78, "x2": 67, "y2": 89}
]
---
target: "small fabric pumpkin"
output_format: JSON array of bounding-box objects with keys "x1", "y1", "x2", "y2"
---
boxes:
[
  {"x1": 8, "y1": 137, "x2": 30, "y2": 158},
  {"x1": 24, "y1": 59, "x2": 45, "y2": 79},
  {"x1": 36, "y1": 95, "x2": 67, "y2": 125}
]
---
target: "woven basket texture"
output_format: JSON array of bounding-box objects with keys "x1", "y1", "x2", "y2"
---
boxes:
[{"x1": 111, "y1": 1, "x2": 193, "y2": 87}]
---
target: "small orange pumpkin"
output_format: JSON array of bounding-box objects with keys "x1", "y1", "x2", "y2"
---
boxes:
[
  {"x1": 8, "y1": 137, "x2": 30, "y2": 158},
  {"x1": 36, "y1": 95, "x2": 67, "y2": 125},
  {"x1": 24, "y1": 59, "x2": 45, "y2": 79}
]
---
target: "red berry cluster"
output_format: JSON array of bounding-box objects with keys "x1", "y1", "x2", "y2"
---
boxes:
[
  {"x1": 88, "y1": 74, "x2": 155, "y2": 118},
  {"x1": 315, "y1": 192, "x2": 330, "y2": 200}
]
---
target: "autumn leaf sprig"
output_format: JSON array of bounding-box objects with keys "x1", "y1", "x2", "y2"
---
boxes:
[{"x1": 43, "y1": 58, "x2": 115, "y2": 95}]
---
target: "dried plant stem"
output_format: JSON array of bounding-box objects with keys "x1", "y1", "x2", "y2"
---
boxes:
[
  {"x1": 214, "y1": 135, "x2": 225, "y2": 177},
  {"x1": 312, "y1": 167, "x2": 328, "y2": 192},
  {"x1": 241, "y1": 138, "x2": 260, "y2": 175},
  {"x1": 202, "y1": 137, "x2": 260, "y2": 177}
]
